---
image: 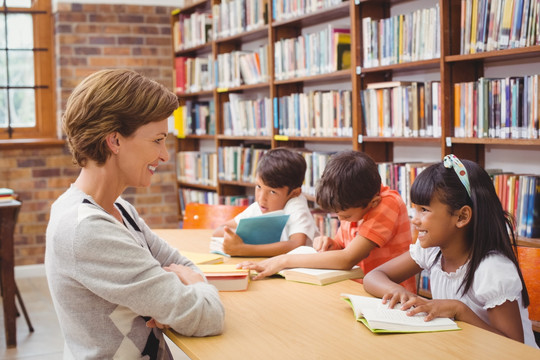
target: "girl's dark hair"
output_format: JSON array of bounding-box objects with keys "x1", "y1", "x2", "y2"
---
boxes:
[{"x1": 410, "y1": 159, "x2": 529, "y2": 307}]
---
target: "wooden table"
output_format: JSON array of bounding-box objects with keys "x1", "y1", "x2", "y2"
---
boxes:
[
  {"x1": 155, "y1": 229, "x2": 540, "y2": 360},
  {"x1": 0, "y1": 200, "x2": 21, "y2": 348}
]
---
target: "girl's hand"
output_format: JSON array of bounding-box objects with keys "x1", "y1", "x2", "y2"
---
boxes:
[
  {"x1": 237, "y1": 255, "x2": 287, "y2": 280},
  {"x1": 164, "y1": 263, "x2": 205, "y2": 285},
  {"x1": 313, "y1": 236, "x2": 337, "y2": 252},
  {"x1": 402, "y1": 298, "x2": 463, "y2": 321},
  {"x1": 381, "y1": 287, "x2": 417, "y2": 310},
  {"x1": 223, "y1": 226, "x2": 245, "y2": 256}
]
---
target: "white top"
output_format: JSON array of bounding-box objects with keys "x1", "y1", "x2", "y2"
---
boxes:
[
  {"x1": 234, "y1": 195, "x2": 319, "y2": 246},
  {"x1": 410, "y1": 242, "x2": 538, "y2": 348}
]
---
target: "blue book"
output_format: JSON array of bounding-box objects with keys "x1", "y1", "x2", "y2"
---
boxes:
[{"x1": 236, "y1": 211, "x2": 290, "y2": 245}]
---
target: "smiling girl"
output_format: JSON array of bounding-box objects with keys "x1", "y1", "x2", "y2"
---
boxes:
[{"x1": 363, "y1": 155, "x2": 538, "y2": 348}]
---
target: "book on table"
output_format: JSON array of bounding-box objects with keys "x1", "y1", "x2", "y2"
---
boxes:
[
  {"x1": 198, "y1": 264, "x2": 250, "y2": 291},
  {"x1": 277, "y1": 246, "x2": 364, "y2": 285},
  {"x1": 180, "y1": 251, "x2": 224, "y2": 265},
  {"x1": 341, "y1": 293, "x2": 460, "y2": 333}
]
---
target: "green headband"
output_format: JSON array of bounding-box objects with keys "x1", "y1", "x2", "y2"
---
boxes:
[{"x1": 443, "y1": 154, "x2": 471, "y2": 198}]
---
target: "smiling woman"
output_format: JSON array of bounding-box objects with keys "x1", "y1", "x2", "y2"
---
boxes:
[{"x1": 45, "y1": 69, "x2": 225, "y2": 359}]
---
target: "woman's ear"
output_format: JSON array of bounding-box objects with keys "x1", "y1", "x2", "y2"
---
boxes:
[
  {"x1": 106, "y1": 132, "x2": 120, "y2": 154},
  {"x1": 456, "y1": 205, "x2": 472, "y2": 228}
]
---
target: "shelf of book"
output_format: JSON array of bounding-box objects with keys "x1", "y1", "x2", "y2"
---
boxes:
[
  {"x1": 273, "y1": 69, "x2": 352, "y2": 85},
  {"x1": 178, "y1": 181, "x2": 217, "y2": 192},
  {"x1": 171, "y1": 0, "x2": 540, "y2": 248},
  {"x1": 359, "y1": 58, "x2": 441, "y2": 74},
  {"x1": 271, "y1": 1, "x2": 351, "y2": 28},
  {"x1": 214, "y1": 26, "x2": 268, "y2": 44},
  {"x1": 446, "y1": 44, "x2": 540, "y2": 62}
]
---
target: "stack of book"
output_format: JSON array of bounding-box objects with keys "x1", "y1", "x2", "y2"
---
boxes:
[{"x1": 0, "y1": 188, "x2": 15, "y2": 203}]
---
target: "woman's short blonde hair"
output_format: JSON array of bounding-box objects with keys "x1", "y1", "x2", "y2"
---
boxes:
[{"x1": 62, "y1": 69, "x2": 178, "y2": 167}]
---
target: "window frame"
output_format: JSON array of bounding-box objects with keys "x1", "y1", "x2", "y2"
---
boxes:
[{"x1": 0, "y1": 0, "x2": 56, "y2": 143}]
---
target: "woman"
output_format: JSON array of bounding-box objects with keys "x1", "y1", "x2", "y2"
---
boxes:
[{"x1": 45, "y1": 69, "x2": 224, "y2": 359}]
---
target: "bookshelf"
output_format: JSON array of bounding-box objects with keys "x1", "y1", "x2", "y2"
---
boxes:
[{"x1": 170, "y1": 0, "x2": 540, "y2": 246}]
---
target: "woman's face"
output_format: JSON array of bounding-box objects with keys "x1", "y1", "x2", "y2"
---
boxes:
[{"x1": 116, "y1": 118, "x2": 170, "y2": 188}]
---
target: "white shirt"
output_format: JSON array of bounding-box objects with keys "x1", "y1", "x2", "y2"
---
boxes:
[
  {"x1": 234, "y1": 195, "x2": 319, "y2": 246},
  {"x1": 410, "y1": 242, "x2": 538, "y2": 348}
]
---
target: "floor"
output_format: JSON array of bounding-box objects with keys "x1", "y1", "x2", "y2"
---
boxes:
[{"x1": 0, "y1": 267, "x2": 190, "y2": 359}]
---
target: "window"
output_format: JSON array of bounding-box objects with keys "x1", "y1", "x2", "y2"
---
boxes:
[{"x1": 0, "y1": 0, "x2": 55, "y2": 141}]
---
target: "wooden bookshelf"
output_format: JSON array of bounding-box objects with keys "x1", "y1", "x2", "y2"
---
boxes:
[{"x1": 170, "y1": 0, "x2": 540, "y2": 246}]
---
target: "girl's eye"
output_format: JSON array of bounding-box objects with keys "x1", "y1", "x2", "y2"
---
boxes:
[
  {"x1": 421, "y1": 207, "x2": 429, "y2": 212},
  {"x1": 256, "y1": 185, "x2": 261, "y2": 189},
  {"x1": 270, "y1": 190, "x2": 277, "y2": 195},
  {"x1": 154, "y1": 138, "x2": 164, "y2": 144}
]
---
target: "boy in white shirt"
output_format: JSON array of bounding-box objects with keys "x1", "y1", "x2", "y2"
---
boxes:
[{"x1": 213, "y1": 148, "x2": 318, "y2": 256}]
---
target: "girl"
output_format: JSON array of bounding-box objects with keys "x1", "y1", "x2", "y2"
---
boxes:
[{"x1": 363, "y1": 154, "x2": 538, "y2": 348}]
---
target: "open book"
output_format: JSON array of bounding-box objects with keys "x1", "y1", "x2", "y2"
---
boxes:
[
  {"x1": 277, "y1": 246, "x2": 364, "y2": 285},
  {"x1": 198, "y1": 264, "x2": 250, "y2": 291},
  {"x1": 341, "y1": 293, "x2": 460, "y2": 333}
]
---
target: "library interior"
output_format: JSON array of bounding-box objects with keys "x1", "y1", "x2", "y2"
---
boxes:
[{"x1": 1, "y1": 0, "x2": 540, "y2": 358}]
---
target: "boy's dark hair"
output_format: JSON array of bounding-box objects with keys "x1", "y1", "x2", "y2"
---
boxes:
[
  {"x1": 410, "y1": 159, "x2": 529, "y2": 308},
  {"x1": 316, "y1": 151, "x2": 381, "y2": 212},
  {"x1": 256, "y1": 148, "x2": 306, "y2": 192}
]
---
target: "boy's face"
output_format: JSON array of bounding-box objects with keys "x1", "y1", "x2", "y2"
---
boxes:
[
  {"x1": 254, "y1": 176, "x2": 298, "y2": 213},
  {"x1": 335, "y1": 206, "x2": 371, "y2": 223},
  {"x1": 335, "y1": 195, "x2": 381, "y2": 222}
]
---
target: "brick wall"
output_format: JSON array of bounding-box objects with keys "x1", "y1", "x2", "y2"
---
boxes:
[{"x1": 0, "y1": 2, "x2": 181, "y2": 266}]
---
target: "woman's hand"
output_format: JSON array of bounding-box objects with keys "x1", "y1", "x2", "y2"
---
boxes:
[
  {"x1": 164, "y1": 263, "x2": 205, "y2": 285},
  {"x1": 146, "y1": 318, "x2": 170, "y2": 329},
  {"x1": 237, "y1": 255, "x2": 287, "y2": 280}
]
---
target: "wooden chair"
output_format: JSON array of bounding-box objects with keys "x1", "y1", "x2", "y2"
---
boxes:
[
  {"x1": 516, "y1": 246, "x2": 540, "y2": 339},
  {"x1": 182, "y1": 203, "x2": 247, "y2": 230}
]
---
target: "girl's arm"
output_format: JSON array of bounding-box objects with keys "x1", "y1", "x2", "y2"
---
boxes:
[
  {"x1": 404, "y1": 298, "x2": 524, "y2": 343},
  {"x1": 363, "y1": 251, "x2": 422, "y2": 308}
]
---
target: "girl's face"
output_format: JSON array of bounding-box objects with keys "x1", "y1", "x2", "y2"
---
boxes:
[
  {"x1": 116, "y1": 118, "x2": 169, "y2": 188},
  {"x1": 411, "y1": 195, "x2": 460, "y2": 249}
]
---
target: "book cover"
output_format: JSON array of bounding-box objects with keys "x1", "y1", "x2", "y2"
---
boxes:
[
  {"x1": 198, "y1": 264, "x2": 250, "y2": 291},
  {"x1": 236, "y1": 210, "x2": 290, "y2": 245},
  {"x1": 341, "y1": 293, "x2": 460, "y2": 333},
  {"x1": 277, "y1": 246, "x2": 364, "y2": 285},
  {"x1": 181, "y1": 251, "x2": 224, "y2": 265}
]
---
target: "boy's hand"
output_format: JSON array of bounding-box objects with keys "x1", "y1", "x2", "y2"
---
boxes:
[
  {"x1": 164, "y1": 263, "x2": 205, "y2": 285},
  {"x1": 313, "y1": 236, "x2": 337, "y2": 252},
  {"x1": 237, "y1": 255, "x2": 287, "y2": 280},
  {"x1": 223, "y1": 226, "x2": 246, "y2": 256}
]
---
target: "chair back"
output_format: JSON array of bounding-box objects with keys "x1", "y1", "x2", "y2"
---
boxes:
[
  {"x1": 517, "y1": 246, "x2": 540, "y2": 323},
  {"x1": 183, "y1": 203, "x2": 247, "y2": 229}
]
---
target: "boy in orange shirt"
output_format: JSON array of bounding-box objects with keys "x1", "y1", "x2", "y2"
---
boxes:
[{"x1": 239, "y1": 150, "x2": 416, "y2": 292}]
